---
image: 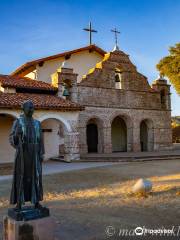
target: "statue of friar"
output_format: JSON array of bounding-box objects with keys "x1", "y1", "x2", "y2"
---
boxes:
[{"x1": 9, "y1": 100, "x2": 44, "y2": 210}]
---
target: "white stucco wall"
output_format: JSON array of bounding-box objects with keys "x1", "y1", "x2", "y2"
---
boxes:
[
  {"x1": 26, "y1": 50, "x2": 103, "y2": 83},
  {"x1": 0, "y1": 115, "x2": 16, "y2": 163},
  {"x1": 0, "y1": 109, "x2": 79, "y2": 164},
  {"x1": 41, "y1": 119, "x2": 64, "y2": 160},
  {"x1": 26, "y1": 71, "x2": 37, "y2": 79}
]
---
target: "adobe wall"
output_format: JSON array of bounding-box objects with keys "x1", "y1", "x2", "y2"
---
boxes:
[{"x1": 77, "y1": 86, "x2": 162, "y2": 109}]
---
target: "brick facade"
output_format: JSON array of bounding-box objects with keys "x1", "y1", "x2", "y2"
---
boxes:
[{"x1": 56, "y1": 48, "x2": 172, "y2": 155}]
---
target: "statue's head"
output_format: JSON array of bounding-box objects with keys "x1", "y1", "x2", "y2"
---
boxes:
[{"x1": 22, "y1": 100, "x2": 34, "y2": 117}]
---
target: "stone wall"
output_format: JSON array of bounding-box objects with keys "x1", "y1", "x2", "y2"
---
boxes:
[
  {"x1": 75, "y1": 49, "x2": 172, "y2": 154},
  {"x1": 79, "y1": 50, "x2": 151, "y2": 92},
  {"x1": 44, "y1": 48, "x2": 172, "y2": 156},
  {"x1": 77, "y1": 50, "x2": 170, "y2": 111},
  {"x1": 79, "y1": 106, "x2": 172, "y2": 154},
  {"x1": 77, "y1": 86, "x2": 161, "y2": 109}
]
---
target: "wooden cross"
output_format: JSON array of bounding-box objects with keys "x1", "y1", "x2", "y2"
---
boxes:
[
  {"x1": 111, "y1": 28, "x2": 120, "y2": 48},
  {"x1": 83, "y1": 22, "x2": 97, "y2": 45}
]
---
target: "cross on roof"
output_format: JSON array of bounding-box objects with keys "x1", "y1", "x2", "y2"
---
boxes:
[
  {"x1": 83, "y1": 22, "x2": 97, "y2": 45},
  {"x1": 111, "y1": 28, "x2": 120, "y2": 49}
]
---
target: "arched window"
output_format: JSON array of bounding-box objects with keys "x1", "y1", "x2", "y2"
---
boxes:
[
  {"x1": 160, "y1": 89, "x2": 166, "y2": 106},
  {"x1": 115, "y1": 73, "x2": 122, "y2": 89}
]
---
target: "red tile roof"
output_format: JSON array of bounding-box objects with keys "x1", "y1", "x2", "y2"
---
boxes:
[
  {"x1": 11, "y1": 45, "x2": 106, "y2": 76},
  {"x1": 0, "y1": 74, "x2": 57, "y2": 92},
  {"x1": 0, "y1": 93, "x2": 84, "y2": 111}
]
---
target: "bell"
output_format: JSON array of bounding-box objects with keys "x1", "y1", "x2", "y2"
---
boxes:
[
  {"x1": 63, "y1": 87, "x2": 70, "y2": 97},
  {"x1": 115, "y1": 74, "x2": 120, "y2": 82}
]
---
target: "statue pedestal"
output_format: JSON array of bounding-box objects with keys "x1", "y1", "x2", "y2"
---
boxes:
[
  {"x1": 3, "y1": 215, "x2": 55, "y2": 240},
  {"x1": 3, "y1": 207, "x2": 56, "y2": 240}
]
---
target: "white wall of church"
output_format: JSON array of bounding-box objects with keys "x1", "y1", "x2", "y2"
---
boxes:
[
  {"x1": 41, "y1": 119, "x2": 64, "y2": 160},
  {"x1": 27, "y1": 50, "x2": 103, "y2": 83},
  {"x1": 0, "y1": 115, "x2": 16, "y2": 163},
  {"x1": 26, "y1": 71, "x2": 37, "y2": 80},
  {"x1": 0, "y1": 109, "x2": 79, "y2": 163}
]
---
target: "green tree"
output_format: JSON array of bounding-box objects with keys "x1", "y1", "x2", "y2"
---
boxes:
[{"x1": 157, "y1": 43, "x2": 180, "y2": 94}]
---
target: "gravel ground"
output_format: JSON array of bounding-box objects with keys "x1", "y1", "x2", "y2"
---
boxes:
[{"x1": 0, "y1": 159, "x2": 180, "y2": 240}]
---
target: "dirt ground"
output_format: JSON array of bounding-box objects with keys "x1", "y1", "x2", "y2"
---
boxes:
[
  {"x1": 0, "y1": 160, "x2": 180, "y2": 240},
  {"x1": 0, "y1": 166, "x2": 12, "y2": 176}
]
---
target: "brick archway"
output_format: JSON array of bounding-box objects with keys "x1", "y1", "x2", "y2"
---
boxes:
[
  {"x1": 86, "y1": 118, "x2": 104, "y2": 154},
  {"x1": 110, "y1": 113, "x2": 133, "y2": 152},
  {"x1": 39, "y1": 115, "x2": 80, "y2": 161},
  {"x1": 140, "y1": 119, "x2": 154, "y2": 151},
  {"x1": 111, "y1": 116, "x2": 127, "y2": 152}
]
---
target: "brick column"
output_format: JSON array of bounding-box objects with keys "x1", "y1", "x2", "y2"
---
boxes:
[
  {"x1": 132, "y1": 124, "x2": 141, "y2": 152},
  {"x1": 127, "y1": 126, "x2": 133, "y2": 152},
  {"x1": 64, "y1": 132, "x2": 80, "y2": 161},
  {"x1": 78, "y1": 126, "x2": 88, "y2": 154},
  {"x1": 55, "y1": 65, "x2": 78, "y2": 102},
  {"x1": 103, "y1": 126, "x2": 112, "y2": 153}
]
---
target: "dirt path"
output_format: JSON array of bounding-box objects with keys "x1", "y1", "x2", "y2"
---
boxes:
[{"x1": 0, "y1": 159, "x2": 180, "y2": 239}]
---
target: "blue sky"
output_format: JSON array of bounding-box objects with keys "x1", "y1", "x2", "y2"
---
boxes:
[{"x1": 0, "y1": 0, "x2": 179, "y2": 115}]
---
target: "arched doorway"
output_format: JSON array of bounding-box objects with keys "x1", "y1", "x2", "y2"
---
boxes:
[
  {"x1": 140, "y1": 119, "x2": 154, "y2": 152},
  {"x1": 140, "y1": 121, "x2": 148, "y2": 151},
  {"x1": 111, "y1": 116, "x2": 127, "y2": 152},
  {"x1": 41, "y1": 118, "x2": 66, "y2": 160},
  {"x1": 0, "y1": 113, "x2": 16, "y2": 163},
  {"x1": 87, "y1": 123, "x2": 98, "y2": 153}
]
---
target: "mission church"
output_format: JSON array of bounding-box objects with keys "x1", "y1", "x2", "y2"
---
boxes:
[{"x1": 0, "y1": 26, "x2": 172, "y2": 163}]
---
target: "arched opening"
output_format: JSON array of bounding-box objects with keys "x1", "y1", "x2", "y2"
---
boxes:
[
  {"x1": 160, "y1": 89, "x2": 166, "y2": 108},
  {"x1": 140, "y1": 119, "x2": 154, "y2": 152},
  {"x1": 115, "y1": 69, "x2": 122, "y2": 89},
  {"x1": 86, "y1": 118, "x2": 104, "y2": 154},
  {"x1": 140, "y1": 121, "x2": 148, "y2": 151},
  {"x1": 41, "y1": 118, "x2": 66, "y2": 160},
  {"x1": 0, "y1": 113, "x2": 16, "y2": 163},
  {"x1": 87, "y1": 123, "x2": 98, "y2": 153},
  {"x1": 111, "y1": 116, "x2": 127, "y2": 152}
]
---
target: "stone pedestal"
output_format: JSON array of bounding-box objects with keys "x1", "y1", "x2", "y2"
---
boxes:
[{"x1": 3, "y1": 215, "x2": 55, "y2": 240}]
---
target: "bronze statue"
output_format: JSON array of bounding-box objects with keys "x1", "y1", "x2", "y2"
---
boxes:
[{"x1": 9, "y1": 100, "x2": 44, "y2": 211}]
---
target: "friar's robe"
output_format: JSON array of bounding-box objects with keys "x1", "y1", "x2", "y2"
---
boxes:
[{"x1": 9, "y1": 114, "x2": 44, "y2": 205}]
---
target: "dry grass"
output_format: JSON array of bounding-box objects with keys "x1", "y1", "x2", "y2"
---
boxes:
[{"x1": 0, "y1": 159, "x2": 180, "y2": 239}]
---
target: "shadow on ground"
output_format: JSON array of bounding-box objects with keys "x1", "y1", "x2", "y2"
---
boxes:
[{"x1": 0, "y1": 159, "x2": 180, "y2": 240}]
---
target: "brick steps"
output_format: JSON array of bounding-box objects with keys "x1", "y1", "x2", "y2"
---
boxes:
[
  {"x1": 51, "y1": 153, "x2": 180, "y2": 163},
  {"x1": 50, "y1": 155, "x2": 66, "y2": 162},
  {"x1": 79, "y1": 155, "x2": 180, "y2": 162}
]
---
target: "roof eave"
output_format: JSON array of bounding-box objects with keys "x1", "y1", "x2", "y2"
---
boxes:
[
  {"x1": 11, "y1": 45, "x2": 106, "y2": 76},
  {"x1": 0, "y1": 105, "x2": 84, "y2": 111}
]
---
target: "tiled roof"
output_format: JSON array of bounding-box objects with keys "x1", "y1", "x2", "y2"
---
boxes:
[
  {"x1": 0, "y1": 74, "x2": 57, "y2": 92},
  {"x1": 0, "y1": 93, "x2": 84, "y2": 111},
  {"x1": 11, "y1": 45, "x2": 106, "y2": 76}
]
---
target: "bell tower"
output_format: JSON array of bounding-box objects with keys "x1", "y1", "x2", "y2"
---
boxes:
[
  {"x1": 51, "y1": 61, "x2": 78, "y2": 102},
  {"x1": 152, "y1": 75, "x2": 171, "y2": 110}
]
